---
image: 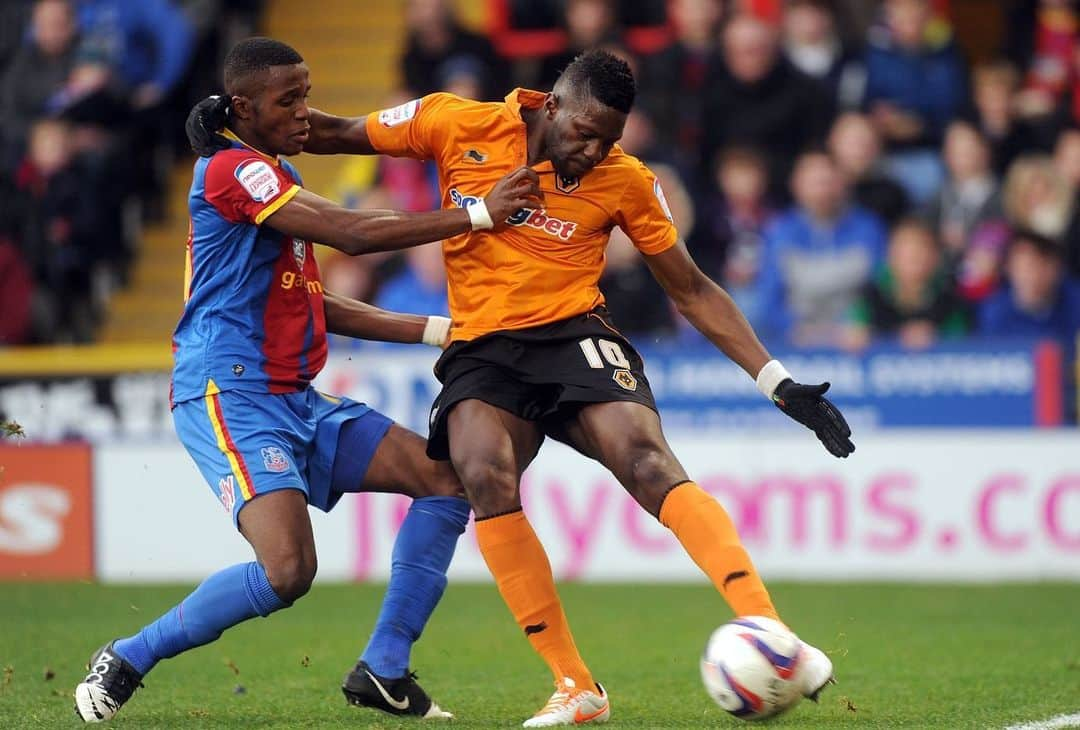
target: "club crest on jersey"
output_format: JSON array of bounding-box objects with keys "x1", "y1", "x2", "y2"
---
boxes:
[
  {"x1": 378, "y1": 99, "x2": 420, "y2": 127},
  {"x1": 292, "y1": 239, "x2": 306, "y2": 270},
  {"x1": 235, "y1": 159, "x2": 279, "y2": 203},
  {"x1": 613, "y1": 369, "x2": 638, "y2": 391},
  {"x1": 463, "y1": 148, "x2": 487, "y2": 163},
  {"x1": 555, "y1": 174, "x2": 580, "y2": 193},
  {"x1": 218, "y1": 475, "x2": 236, "y2": 513},
  {"x1": 261, "y1": 446, "x2": 290, "y2": 473},
  {"x1": 450, "y1": 188, "x2": 578, "y2": 241}
]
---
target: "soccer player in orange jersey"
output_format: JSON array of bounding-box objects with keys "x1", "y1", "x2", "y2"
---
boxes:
[{"x1": 190, "y1": 48, "x2": 853, "y2": 727}]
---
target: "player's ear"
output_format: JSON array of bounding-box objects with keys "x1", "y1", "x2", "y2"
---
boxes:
[
  {"x1": 230, "y1": 94, "x2": 252, "y2": 121},
  {"x1": 544, "y1": 93, "x2": 558, "y2": 119}
]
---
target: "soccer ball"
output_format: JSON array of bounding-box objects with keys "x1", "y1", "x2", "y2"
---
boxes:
[{"x1": 699, "y1": 616, "x2": 804, "y2": 721}]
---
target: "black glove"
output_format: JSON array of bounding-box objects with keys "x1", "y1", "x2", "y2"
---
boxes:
[
  {"x1": 773, "y1": 379, "x2": 855, "y2": 458},
  {"x1": 186, "y1": 95, "x2": 232, "y2": 157}
]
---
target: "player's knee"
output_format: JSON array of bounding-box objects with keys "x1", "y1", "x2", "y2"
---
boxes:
[
  {"x1": 455, "y1": 458, "x2": 519, "y2": 516},
  {"x1": 264, "y1": 552, "x2": 316, "y2": 603},
  {"x1": 414, "y1": 461, "x2": 466, "y2": 499},
  {"x1": 622, "y1": 445, "x2": 681, "y2": 514}
]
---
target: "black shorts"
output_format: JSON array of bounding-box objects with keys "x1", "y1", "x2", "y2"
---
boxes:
[{"x1": 426, "y1": 307, "x2": 657, "y2": 460}]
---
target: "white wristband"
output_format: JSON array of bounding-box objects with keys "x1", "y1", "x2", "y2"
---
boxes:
[
  {"x1": 467, "y1": 199, "x2": 494, "y2": 230},
  {"x1": 421, "y1": 316, "x2": 451, "y2": 347},
  {"x1": 755, "y1": 359, "x2": 792, "y2": 399}
]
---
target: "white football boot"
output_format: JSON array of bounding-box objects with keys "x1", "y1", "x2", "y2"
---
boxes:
[
  {"x1": 73, "y1": 642, "x2": 144, "y2": 722},
  {"x1": 522, "y1": 677, "x2": 611, "y2": 727},
  {"x1": 796, "y1": 641, "x2": 836, "y2": 701}
]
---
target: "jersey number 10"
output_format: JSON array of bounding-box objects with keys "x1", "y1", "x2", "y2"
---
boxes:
[{"x1": 578, "y1": 338, "x2": 631, "y2": 370}]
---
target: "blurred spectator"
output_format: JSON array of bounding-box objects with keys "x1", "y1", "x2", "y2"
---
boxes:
[
  {"x1": 924, "y1": 121, "x2": 1003, "y2": 261},
  {"x1": 0, "y1": 2, "x2": 34, "y2": 71},
  {"x1": 601, "y1": 115, "x2": 692, "y2": 339},
  {"x1": 703, "y1": 13, "x2": 832, "y2": 199},
  {"x1": 637, "y1": 0, "x2": 724, "y2": 180},
  {"x1": 979, "y1": 229, "x2": 1080, "y2": 342},
  {"x1": 438, "y1": 54, "x2": 487, "y2": 99},
  {"x1": 74, "y1": 0, "x2": 195, "y2": 109},
  {"x1": 846, "y1": 218, "x2": 968, "y2": 350},
  {"x1": 686, "y1": 146, "x2": 775, "y2": 329},
  {"x1": 1, "y1": 0, "x2": 79, "y2": 161},
  {"x1": 755, "y1": 149, "x2": 888, "y2": 345},
  {"x1": 374, "y1": 242, "x2": 450, "y2": 319},
  {"x1": 781, "y1": 0, "x2": 865, "y2": 111},
  {"x1": 1002, "y1": 154, "x2": 1075, "y2": 240},
  {"x1": 863, "y1": 0, "x2": 967, "y2": 204},
  {"x1": 13, "y1": 119, "x2": 101, "y2": 342},
  {"x1": 535, "y1": 0, "x2": 623, "y2": 89},
  {"x1": 0, "y1": 220, "x2": 35, "y2": 345},
  {"x1": 970, "y1": 60, "x2": 1055, "y2": 176},
  {"x1": 400, "y1": 0, "x2": 505, "y2": 100},
  {"x1": 828, "y1": 111, "x2": 910, "y2": 226},
  {"x1": 1054, "y1": 127, "x2": 1080, "y2": 275},
  {"x1": 1004, "y1": 0, "x2": 1079, "y2": 125}
]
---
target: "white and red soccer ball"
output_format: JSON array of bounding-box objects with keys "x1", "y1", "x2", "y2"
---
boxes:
[{"x1": 699, "y1": 616, "x2": 804, "y2": 721}]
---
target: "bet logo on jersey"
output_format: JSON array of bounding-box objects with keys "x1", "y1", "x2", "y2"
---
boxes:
[{"x1": 450, "y1": 188, "x2": 578, "y2": 240}]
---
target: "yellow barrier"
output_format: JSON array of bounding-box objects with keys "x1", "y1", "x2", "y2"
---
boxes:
[{"x1": 0, "y1": 344, "x2": 172, "y2": 377}]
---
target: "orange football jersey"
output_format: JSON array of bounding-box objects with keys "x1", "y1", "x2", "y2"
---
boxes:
[{"x1": 365, "y1": 89, "x2": 678, "y2": 341}]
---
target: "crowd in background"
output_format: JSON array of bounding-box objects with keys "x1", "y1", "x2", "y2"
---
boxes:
[
  {"x1": 325, "y1": 0, "x2": 1080, "y2": 362},
  {"x1": 3, "y1": 0, "x2": 1080, "y2": 362},
  {"x1": 0, "y1": 0, "x2": 261, "y2": 344}
]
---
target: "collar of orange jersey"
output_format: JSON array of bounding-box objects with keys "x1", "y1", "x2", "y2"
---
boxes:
[
  {"x1": 221, "y1": 128, "x2": 281, "y2": 166},
  {"x1": 503, "y1": 88, "x2": 547, "y2": 120}
]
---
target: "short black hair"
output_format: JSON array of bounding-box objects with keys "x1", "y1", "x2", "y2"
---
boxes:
[
  {"x1": 223, "y1": 37, "x2": 304, "y2": 95},
  {"x1": 1010, "y1": 229, "x2": 1065, "y2": 260},
  {"x1": 556, "y1": 49, "x2": 635, "y2": 114}
]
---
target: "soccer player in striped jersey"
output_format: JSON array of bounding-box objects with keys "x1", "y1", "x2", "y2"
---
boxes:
[{"x1": 73, "y1": 37, "x2": 540, "y2": 723}]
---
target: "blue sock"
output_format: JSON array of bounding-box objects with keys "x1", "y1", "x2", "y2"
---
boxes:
[
  {"x1": 360, "y1": 496, "x2": 469, "y2": 678},
  {"x1": 113, "y1": 561, "x2": 287, "y2": 676}
]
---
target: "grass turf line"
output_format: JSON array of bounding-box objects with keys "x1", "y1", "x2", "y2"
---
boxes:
[{"x1": 1, "y1": 582, "x2": 1077, "y2": 728}]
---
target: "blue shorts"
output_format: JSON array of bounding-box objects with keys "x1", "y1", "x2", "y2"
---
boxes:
[{"x1": 173, "y1": 387, "x2": 393, "y2": 527}]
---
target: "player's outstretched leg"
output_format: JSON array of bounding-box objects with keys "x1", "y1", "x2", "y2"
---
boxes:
[
  {"x1": 477, "y1": 511, "x2": 611, "y2": 728},
  {"x1": 330, "y1": 422, "x2": 468, "y2": 719},
  {"x1": 343, "y1": 496, "x2": 468, "y2": 719},
  {"x1": 74, "y1": 490, "x2": 310, "y2": 723},
  {"x1": 73, "y1": 561, "x2": 289, "y2": 722},
  {"x1": 568, "y1": 401, "x2": 837, "y2": 705}
]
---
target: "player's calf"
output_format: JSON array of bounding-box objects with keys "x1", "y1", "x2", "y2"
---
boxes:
[{"x1": 73, "y1": 642, "x2": 144, "y2": 723}]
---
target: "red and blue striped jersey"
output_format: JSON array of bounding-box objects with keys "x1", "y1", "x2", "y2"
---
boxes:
[{"x1": 171, "y1": 133, "x2": 327, "y2": 405}]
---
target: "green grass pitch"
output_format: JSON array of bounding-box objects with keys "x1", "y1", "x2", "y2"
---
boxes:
[{"x1": 1, "y1": 582, "x2": 1077, "y2": 728}]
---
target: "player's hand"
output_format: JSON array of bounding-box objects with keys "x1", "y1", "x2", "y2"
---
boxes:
[
  {"x1": 772, "y1": 380, "x2": 855, "y2": 458},
  {"x1": 484, "y1": 166, "x2": 543, "y2": 227},
  {"x1": 186, "y1": 95, "x2": 232, "y2": 157}
]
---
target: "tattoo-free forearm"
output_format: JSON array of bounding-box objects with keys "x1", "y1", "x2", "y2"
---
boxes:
[
  {"x1": 674, "y1": 280, "x2": 772, "y2": 378},
  {"x1": 324, "y1": 291, "x2": 426, "y2": 343},
  {"x1": 304, "y1": 108, "x2": 375, "y2": 155}
]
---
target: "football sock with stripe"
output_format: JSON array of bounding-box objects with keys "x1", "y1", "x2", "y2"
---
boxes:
[
  {"x1": 659, "y1": 481, "x2": 779, "y2": 620},
  {"x1": 475, "y1": 509, "x2": 596, "y2": 691},
  {"x1": 113, "y1": 561, "x2": 287, "y2": 676},
  {"x1": 360, "y1": 496, "x2": 470, "y2": 678}
]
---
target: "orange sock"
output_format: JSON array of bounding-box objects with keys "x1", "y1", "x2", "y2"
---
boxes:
[
  {"x1": 659, "y1": 481, "x2": 779, "y2": 620},
  {"x1": 475, "y1": 510, "x2": 595, "y2": 690}
]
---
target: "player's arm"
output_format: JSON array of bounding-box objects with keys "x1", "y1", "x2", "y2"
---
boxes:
[
  {"x1": 323, "y1": 290, "x2": 449, "y2": 346},
  {"x1": 644, "y1": 243, "x2": 855, "y2": 458},
  {"x1": 301, "y1": 108, "x2": 374, "y2": 155},
  {"x1": 644, "y1": 241, "x2": 771, "y2": 377},
  {"x1": 264, "y1": 167, "x2": 540, "y2": 256}
]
